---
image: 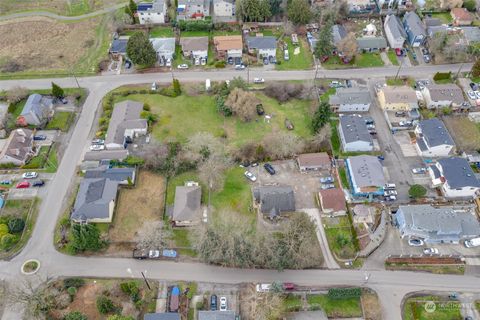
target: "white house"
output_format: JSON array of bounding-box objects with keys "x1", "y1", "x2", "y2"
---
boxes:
[
  {"x1": 421, "y1": 84, "x2": 466, "y2": 109},
  {"x1": 213, "y1": 0, "x2": 235, "y2": 20},
  {"x1": 429, "y1": 157, "x2": 480, "y2": 198},
  {"x1": 137, "y1": 0, "x2": 167, "y2": 24},
  {"x1": 338, "y1": 114, "x2": 374, "y2": 152},
  {"x1": 150, "y1": 38, "x2": 176, "y2": 65},
  {"x1": 246, "y1": 36, "x2": 277, "y2": 58},
  {"x1": 384, "y1": 14, "x2": 407, "y2": 49},
  {"x1": 105, "y1": 101, "x2": 148, "y2": 150},
  {"x1": 329, "y1": 88, "x2": 372, "y2": 112},
  {"x1": 415, "y1": 118, "x2": 455, "y2": 157}
]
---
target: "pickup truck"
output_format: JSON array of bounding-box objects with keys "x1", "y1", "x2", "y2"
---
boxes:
[{"x1": 132, "y1": 249, "x2": 178, "y2": 260}]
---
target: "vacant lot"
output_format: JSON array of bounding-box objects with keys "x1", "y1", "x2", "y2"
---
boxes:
[
  {"x1": 443, "y1": 116, "x2": 480, "y2": 152},
  {"x1": 0, "y1": 16, "x2": 111, "y2": 77},
  {"x1": 403, "y1": 296, "x2": 462, "y2": 320},
  {"x1": 108, "y1": 171, "x2": 166, "y2": 243},
  {"x1": 307, "y1": 294, "x2": 363, "y2": 318},
  {"x1": 324, "y1": 216, "x2": 359, "y2": 260},
  {"x1": 0, "y1": 0, "x2": 125, "y2": 16},
  {"x1": 46, "y1": 111, "x2": 75, "y2": 131},
  {"x1": 276, "y1": 37, "x2": 314, "y2": 71}
]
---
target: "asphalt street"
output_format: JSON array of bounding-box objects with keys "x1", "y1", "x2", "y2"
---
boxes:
[{"x1": 0, "y1": 64, "x2": 478, "y2": 320}]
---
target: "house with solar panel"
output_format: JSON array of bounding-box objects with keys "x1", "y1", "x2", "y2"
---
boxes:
[{"x1": 137, "y1": 0, "x2": 167, "y2": 24}]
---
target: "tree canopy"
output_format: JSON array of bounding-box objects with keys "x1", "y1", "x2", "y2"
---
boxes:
[
  {"x1": 472, "y1": 59, "x2": 480, "y2": 78},
  {"x1": 287, "y1": 0, "x2": 312, "y2": 25},
  {"x1": 408, "y1": 184, "x2": 427, "y2": 198},
  {"x1": 311, "y1": 101, "x2": 332, "y2": 133},
  {"x1": 51, "y1": 82, "x2": 64, "y2": 98},
  {"x1": 126, "y1": 32, "x2": 157, "y2": 67},
  {"x1": 237, "y1": 0, "x2": 272, "y2": 21},
  {"x1": 314, "y1": 20, "x2": 334, "y2": 59}
]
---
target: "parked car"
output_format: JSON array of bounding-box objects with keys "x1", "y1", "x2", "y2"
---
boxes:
[
  {"x1": 92, "y1": 139, "x2": 105, "y2": 145},
  {"x1": 125, "y1": 60, "x2": 132, "y2": 69},
  {"x1": 16, "y1": 181, "x2": 30, "y2": 189},
  {"x1": 283, "y1": 283, "x2": 295, "y2": 291},
  {"x1": 151, "y1": 82, "x2": 157, "y2": 91},
  {"x1": 235, "y1": 64, "x2": 246, "y2": 70},
  {"x1": 227, "y1": 57, "x2": 234, "y2": 65},
  {"x1": 470, "y1": 82, "x2": 479, "y2": 91},
  {"x1": 0, "y1": 180, "x2": 12, "y2": 185},
  {"x1": 210, "y1": 295, "x2": 217, "y2": 311},
  {"x1": 408, "y1": 238, "x2": 424, "y2": 246},
  {"x1": 423, "y1": 54, "x2": 431, "y2": 63},
  {"x1": 385, "y1": 183, "x2": 396, "y2": 190},
  {"x1": 90, "y1": 144, "x2": 105, "y2": 151},
  {"x1": 377, "y1": 155, "x2": 385, "y2": 161},
  {"x1": 220, "y1": 297, "x2": 227, "y2": 311},
  {"x1": 32, "y1": 180, "x2": 45, "y2": 187},
  {"x1": 263, "y1": 57, "x2": 269, "y2": 65},
  {"x1": 22, "y1": 172, "x2": 38, "y2": 179},
  {"x1": 475, "y1": 91, "x2": 480, "y2": 99},
  {"x1": 269, "y1": 56, "x2": 276, "y2": 64},
  {"x1": 264, "y1": 163, "x2": 276, "y2": 175},
  {"x1": 395, "y1": 111, "x2": 406, "y2": 117},
  {"x1": 60, "y1": 97, "x2": 68, "y2": 104},
  {"x1": 284, "y1": 49, "x2": 289, "y2": 61},
  {"x1": 346, "y1": 79, "x2": 352, "y2": 88},
  {"x1": 321, "y1": 184, "x2": 335, "y2": 190},
  {"x1": 384, "y1": 190, "x2": 397, "y2": 196},
  {"x1": 421, "y1": 48, "x2": 429, "y2": 55},
  {"x1": 285, "y1": 118, "x2": 294, "y2": 130},
  {"x1": 253, "y1": 78, "x2": 265, "y2": 84},
  {"x1": 467, "y1": 91, "x2": 476, "y2": 100},
  {"x1": 364, "y1": 117, "x2": 374, "y2": 125},
  {"x1": 256, "y1": 283, "x2": 271, "y2": 292},
  {"x1": 256, "y1": 104, "x2": 265, "y2": 115},
  {"x1": 395, "y1": 48, "x2": 403, "y2": 56},
  {"x1": 244, "y1": 170, "x2": 257, "y2": 182},
  {"x1": 33, "y1": 135, "x2": 47, "y2": 141},
  {"x1": 423, "y1": 247, "x2": 439, "y2": 255},
  {"x1": 329, "y1": 81, "x2": 344, "y2": 88},
  {"x1": 320, "y1": 176, "x2": 334, "y2": 183},
  {"x1": 384, "y1": 195, "x2": 396, "y2": 201},
  {"x1": 251, "y1": 162, "x2": 258, "y2": 167},
  {"x1": 412, "y1": 167, "x2": 427, "y2": 174},
  {"x1": 177, "y1": 64, "x2": 189, "y2": 69}
]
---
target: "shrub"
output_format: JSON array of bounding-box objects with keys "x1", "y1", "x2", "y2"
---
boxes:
[
  {"x1": 1, "y1": 233, "x2": 18, "y2": 250},
  {"x1": 215, "y1": 61, "x2": 226, "y2": 68},
  {"x1": 433, "y1": 72, "x2": 451, "y2": 81},
  {"x1": 264, "y1": 82, "x2": 304, "y2": 102},
  {"x1": 8, "y1": 218, "x2": 25, "y2": 233},
  {"x1": 143, "y1": 103, "x2": 151, "y2": 111},
  {"x1": 96, "y1": 296, "x2": 116, "y2": 314},
  {"x1": 0, "y1": 224, "x2": 8, "y2": 237},
  {"x1": 69, "y1": 223, "x2": 104, "y2": 254},
  {"x1": 7, "y1": 103, "x2": 16, "y2": 113},
  {"x1": 120, "y1": 281, "x2": 140, "y2": 302},
  {"x1": 67, "y1": 286, "x2": 78, "y2": 299},
  {"x1": 63, "y1": 278, "x2": 85, "y2": 289},
  {"x1": 327, "y1": 287, "x2": 361, "y2": 300},
  {"x1": 173, "y1": 79, "x2": 182, "y2": 96},
  {"x1": 409, "y1": 184, "x2": 427, "y2": 198},
  {"x1": 64, "y1": 311, "x2": 87, "y2": 320}
]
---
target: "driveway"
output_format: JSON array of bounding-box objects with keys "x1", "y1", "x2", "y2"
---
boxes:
[
  {"x1": 34, "y1": 130, "x2": 58, "y2": 147},
  {"x1": 8, "y1": 188, "x2": 38, "y2": 199}
]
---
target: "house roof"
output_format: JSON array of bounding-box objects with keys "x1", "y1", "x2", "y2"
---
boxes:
[
  {"x1": 425, "y1": 84, "x2": 465, "y2": 105},
  {"x1": 417, "y1": 118, "x2": 454, "y2": 147},
  {"x1": 0, "y1": 128, "x2": 33, "y2": 162},
  {"x1": 329, "y1": 88, "x2": 372, "y2": 106},
  {"x1": 461, "y1": 27, "x2": 480, "y2": 44},
  {"x1": 403, "y1": 11, "x2": 426, "y2": 37},
  {"x1": 380, "y1": 86, "x2": 417, "y2": 104},
  {"x1": 22, "y1": 94, "x2": 52, "y2": 120},
  {"x1": 385, "y1": 15, "x2": 407, "y2": 39},
  {"x1": 84, "y1": 166, "x2": 135, "y2": 182},
  {"x1": 150, "y1": 38, "x2": 176, "y2": 53},
  {"x1": 180, "y1": 36, "x2": 209, "y2": 51},
  {"x1": 246, "y1": 36, "x2": 277, "y2": 50},
  {"x1": 438, "y1": 157, "x2": 480, "y2": 189},
  {"x1": 105, "y1": 100, "x2": 147, "y2": 146},
  {"x1": 397, "y1": 205, "x2": 480, "y2": 238},
  {"x1": 451, "y1": 8, "x2": 473, "y2": 21},
  {"x1": 144, "y1": 313, "x2": 181, "y2": 320},
  {"x1": 356, "y1": 36, "x2": 387, "y2": 49},
  {"x1": 339, "y1": 115, "x2": 374, "y2": 144},
  {"x1": 347, "y1": 155, "x2": 386, "y2": 188},
  {"x1": 353, "y1": 204, "x2": 375, "y2": 217},
  {"x1": 253, "y1": 186, "x2": 295, "y2": 216},
  {"x1": 332, "y1": 24, "x2": 347, "y2": 45},
  {"x1": 213, "y1": 35, "x2": 243, "y2": 50},
  {"x1": 427, "y1": 25, "x2": 448, "y2": 37},
  {"x1": 172, "y1": 186, "x2": 202, "y2": 221},
  {"x1": 297, "y1": 152, "x2": 330, "y2": 168},
  {"x1": 319, "y1": 189, "x2": 346, "y2": 212},
  {"x1": 111, "y1": 38, "x2": 128, "y2": 54},
  {"x1": 423, "y1": 17, "x2": 442, "y2": 27},
  {"x1": 198, "y1": 311, "x2": 236, "y2": 320},
  {"x1": 83, "y1": 150, "x2": 129, "y2": 161},
  {"x1": 71, "y1": 178, "x2": 119, "y2": 221},
  {"x1": 138, "y1": 0, "x2": 165, "y2": 12}
]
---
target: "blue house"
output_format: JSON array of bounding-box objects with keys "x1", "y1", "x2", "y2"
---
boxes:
[
  {"x1": 346, "y1": 155, "x2": 385, "y2": 197},
  {"x1": 403, "y1": 12, "x2": 426, "y2": 47}
]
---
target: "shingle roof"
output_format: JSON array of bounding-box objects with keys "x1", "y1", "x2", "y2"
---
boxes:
[
  {"x1": 111, "y1": 39, "x2": 128, "y2": 54},
  {"x1": 329, "y1": 88, "x2": 372, "y2": 106},
  {"x1": 172, "y1": 186, "x2": 202, "y2": 221},
  {"x1": 22, "y1": 94, "x2": 52, "y2": 121},
  {"x1": 451, "y1": 8, "x2": 473, "y2": 21},
  {"x1": 105, "y1": 100, "x2": 148, "y2": 146},
  {"x1": 332, "y1": 25, "x2": 347, "y2": 45},
  {"x1": 180, "y1": 36, "x2": 209, "y2": 51},
  {"x1": 425, "y1": 84, "x2": 465, "y2": 105},
  {"x1": 150, "y1": 38, "x2": 176, "y2": 54},
  {"x1": 213, "y1": 35, "x2": 243, "y2": 50},
  {"x1": 438, "y1": 157, "x2": 480, "y2": 189},
  {"x1": 339, "y1": 115, "x2": 373, "y2": 144},
  {"x1": 253, "y1": 186, "x2": 295, "y2": 216},
  {"x1": 297, "y1": 153, "x2": 330, "y2": 168},
  {"x1": 423, "y1": 17, "x2": 442, "y2": 27},
  {"x1": 138, "y1": 0, "x2": 165, "y2": 12},
  {"x1": 348, "y1": 155, "x2": 386, "y2": 188},
  {"x1": 417, "y1": 118, "x2": 454, "y2": 147},
  {"x1": 246, "y1": 36, "x2": 277, "y2": 50},
  {"x1": 356, "y1": 36, "x2": 387, "y2": 49},
  {"x1": 198, "y1": 311, "x2": 236, "y2": 320},
  {"x1": 384, "y1": 15, "x2": 406, "y2": 39},
  {"x1": 83, "y1": 150, "x2": 129, "y2": 161},
  {"x1": 84, "y1": 166, "x2": 135, "y2": 182},
  {"x1": 403, "y1": 11, "x2": 426, "y2": 37},
  {"x1": 380, "y1": 86, "x2": 417, "y2": 104},
  {"x1": 0, "y1": 128, "x2": 33, "y2": 162},
  {"x1": 319, "y1": 189, "x2": 346, "y2": 212},
  {"x1": 71, "y1": 178, "x2": 119, "y2": 221}
]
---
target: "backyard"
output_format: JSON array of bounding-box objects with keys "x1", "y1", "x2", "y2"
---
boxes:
[
  {"x1": 276, "y1": 37, "x2": 314, "y2": 71},
  {"x1": 324, "y1": 215, "x2": 359, "y2": 260},
  {"x1": 46, "y1": 111, "x2": 75, "y2": 131},
  {"x1": 443, "y1": 116, "x2": 480, "y2": 152},
  {"x1": 403, "y1": 295, "x2": 462, "y2": 320},
  {"x1": 22, "y1": 145, "x2": 58, "y2": 172},
  {"x1": 307, "y1": 293, "x2": 363, "y2": 318}
]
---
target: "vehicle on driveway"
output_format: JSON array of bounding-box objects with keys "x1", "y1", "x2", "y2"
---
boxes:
[
  {"x1": 256, "y1": 283, "x2": 271, "y2": 292},
  {"x1": 220, "y1": 297, "x2": 227, "y2": 311},
  {"x1": 468, "y1": 91, "x2": 476, "y2": 100},
  {"x1": 395, "y1": 111, "x2": 406, "y2": 117},
  {"x1": 133, "y1": 249, "x2": 177, "y2": 260},
  {"x1": 385, "y1": 183, "x2": 396, "y2": 190},
  {"x1": 320, "y1": 176, "x2": 334, "y2": 183},
  {"x1": 321, "y1": 184, "x2": 335, "y2": 190},
  {"x1": 22, "y1": 172, "x2": 38, "y2": 179},
  {"x1": 470, "y1": 82, "x2": 479, "y2": 91},
  {"x1": 235, "y1": 64, "x2": 245, "y2": 70},
  {"x1": 423, "y1": 247, "x2": 439, "y2": 255},
  {"x1": 90, "y1": 144, "x2": 105, "y2": 151},
  {"x1": 210, "y1": 295, "x2": 218, "y2": 311},
  {"x1": 253, "y1": 78, "x2": 265, "y2": 84},
  {"x1": 92, "y1": 139, "x2": 105, "y2": 145},
  {"x1": 408, "y1": 238, "x2": 424, "y2": 246},
  {"x1": 151, "y1": 82, "x2": 157, "y2": 91},
  {"x1": 244, "y1": 171, "x2": 257, "y2": 182},
  {"x1": 464, "y1": 237, "x2": 480, "y2": 248},
  {"x1": 264, "y1": 163, "x2": 276, "y2": 175},
  {"x1": 412, "y1": 167, "x2": 427, "y2": 174},
  {"x1": 177, "y1": 64, "x2": 189, "y2": 69},
  {"x1": 384, "y1": 189, "x2": 397, "y2": 196},
  {"x1": 32, "y1": 180, "x2": 45, "y2": 187},
  {"x1": 384, "y1": 195, "x2": 396, "y2": 201},
  {"x1": 33, "y1": 135, "x2": 47, "y2": 141},
  {"x1": 16, "y1": 181, "x2": 30, "y2": 189}
]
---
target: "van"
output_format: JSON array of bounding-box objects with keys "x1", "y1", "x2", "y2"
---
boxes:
[
  {"x1": 384, "y1": 183, "x2": 396, "y2": 190},
  {"x1": 464, "y1": 237, "x2": 480, "y2": 248},
  {"x1": 205, "y1": 79, "x2": 211, "y2": 91}
]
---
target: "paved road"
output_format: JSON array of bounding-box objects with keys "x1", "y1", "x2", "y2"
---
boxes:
[{"x1": 0, "y1": 65, "x2": 478, "y2": 320}]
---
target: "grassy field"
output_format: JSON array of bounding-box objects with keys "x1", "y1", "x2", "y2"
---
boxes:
[
  {"x1": 322, "y1": 53, "x2": 384, "y2": 69},
  {"x1": 149, "y1": 26, "x2": 175, "y2": 38},
  {"x1": 46, "y1": 111, "x2": 75, "y2": 131},
  {"x1": 324, "y1": 216, "x2": 358, "y2": 259},
  {"x1": 22, "y1": 145, "x2": 58, "y2": 172},
  {"x1": 338, "y1": 167, "x2": 349, "y2": 189},
  {"x1": 0, "y1": 0, "x2": 125, "y2": 16},
  {"x1": 210, "y1": 167, "x2": 252, "y2": 216},
  {"x1": 403, "y1": 296, "x2": 462, "y2": 320},
  {"x1": 430, "y1": 12, "x2": 453, "y2": 24},
  {"x1": 276, "y1": 37, "x2": 314, "y2": 71},
  {"x1": 443, "y1": 116, "x2": 480, "y2": 152},
  {"x1": 307, "y1": 294, "x2": 362, "y2": 318},
  {"x1": 284, "y1": 294, "x2": 303, "y2": 312},
  {"x1": 387, "y1": 50, "x2": 399, "y2": 66}
]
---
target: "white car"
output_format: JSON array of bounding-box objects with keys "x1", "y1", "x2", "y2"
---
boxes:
[
  {"x1": 151, "y1": 82, "x2": 157, "y2": 91},
  {"x1": 384, "y1": 190, "x2": 397, "y2": 196},
  {"x1": 235, "y1": 64, "x2": 246, "y2": 70},
  {"x1": 253, "y1": 78, "x2": 265, "y2": 84},
  {"x1": 220, "y1": 297, "x2": 227, "y2": 311},
  {"x1": 423, "y1": 247, "x2": 439, "y2": 255},
  {"x1": 177, "y1": 64, "x2": 189, "y2": 69},
  {"x1": 90, "y1": 144, "x2": 105, "y2": 151},
  {"x1": 468, "y1": 91, "x2": 476, "y2": 100},
  {"x1": 412, "y1": 167, "x2": 427, "y2": 174},
  {"x1": 244, "y1": 171, "x2": 257, "y2": 182},
  {"x1": 22, "y1": 172, "x2": 38, "y2": 179},
  {"x1": 475, "y1": 91, "x2": 480, "y2": 99},
  {"x1": 256, "y1": 283, "x2": 271, "y2": 292}
]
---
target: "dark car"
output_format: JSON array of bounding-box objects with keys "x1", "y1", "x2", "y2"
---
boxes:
[
  {"x1": 60, "y1": 97, "x2": 68, "y2": 104},
  {"x1": 32, "y1": 180, "x2": 45, "y2": 187},
  {"x1": 256, "y1": 104, "x2": 265, "y2": 115},
  {"x1": 125, "y1": 60, "x2": 132, "y2": 69},
  {"x1": 345, "y1": 79, "x2": 352, "y2": 88},
  {"x1": 33, "y1": 135, "x2": 47, "y2": 141},
  {"x1": 227, "y1": 57, "x2": 234, "y2": 65},
  {"x1": 263, "y1": 57, "x2": 269, "y2": 65},
  {"x1": 264, "y1": 163, "x2": 276, "y2": 175},
  {"x1": 210, "y1": 295, "x2": 217, "y2": 311},
  {"x1": 470, "y1": 82, "x2": 479, "y2": 91}
]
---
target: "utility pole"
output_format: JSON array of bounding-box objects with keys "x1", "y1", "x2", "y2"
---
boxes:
[
  {"x1": 70, "y1": 68, "x2": 80, "y2": 89},
  {"x1": 455, "y1": 63, "x2": 464, "y2": 80},
  {"x1": 394, "y1": 58, "x2": 404, "y2": 81},
  {"x1": 141, "y1": 271, "x2": 151, "y2": 290}
]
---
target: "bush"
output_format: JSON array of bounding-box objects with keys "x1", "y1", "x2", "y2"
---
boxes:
[
  {"x1": 63, "y1": 278, "x2": 85, "y2": 289},
  {"x1": 7, "y1": 103, "x2": 16, "y2": 113},
  {"x1": 120, "y1": 281, "x2": 140, "y2": 302},
  {"x1": 8, "y1": 218, "x2": 25, "y2": 233},
  {"x1": 264, "y1": 82, "x2": 304, "y2": 102},
  {"x1": 69, "y1": 223, "x2": 104, "y2": 254},
  {"x1": 96, "y1": 296, "x2": 116, "y2": 314},
  {"x1": 178, "y1": 19, "x2": 212, "y2": 31},
  {"x1": 215, "y1": 61, "x2": 226, "y2": 68},
  {"x1": 409, "y1": 184, "x2": 427, "y2": 198},
  {"x1": 0, "y1": 224, "x2": 8, "y2": 237},
  {"x1": 433, "y1": 72, "x2": 451, "y2": 81},
  {"x1": 143, "y1": 103, "x2": 151, "y2": 111},
  {"x1": 67, "y1": 286, "x2": 77, "y2": 298},
  {"x1": 327, "y1": 287, "x2": 361, "y2": 300},
  {"x1": 1, "y1": 233, "x2": 18, "y2": 250},
  {"x1": 64, "y1": 311, "x2": 88, "y2": 320}
]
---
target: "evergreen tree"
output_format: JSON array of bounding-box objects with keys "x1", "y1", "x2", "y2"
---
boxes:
[
  {"x1": 287, "y1": 0, "x2": 311, "y2": 25},
  {"x1": 51, "y1": 82, "x2": 65, "y2": 98},
  {"x1": 311, "y1": 101, "x2": 332, "y2": 133},
  {"x1": 69, "y1": 224, "x2": 103, "y2": 254},
  {"x1": 472, "y1": 59, "x2": 480, "y2": 78},
  {"x1": 126, "y1": 32, "x2": 157, "y2": 67},
  {"x1": 173, "y1": 79, "x2": 182, "y2": 96},
  {"x1": 314, "y1": 20, "x2": 334, "y2": 59}
]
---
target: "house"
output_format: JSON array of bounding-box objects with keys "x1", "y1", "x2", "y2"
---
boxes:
[
  {"x1": 377, "y1": 86, "x2": 418, "y2": 111},
  {"x1": 253, "y1": 186, "x2": 295, "y2": 217},
  {"x1": 451, "y1": 8, "x2": 474, "y2": 26},
  {"x1": 246, "y1": 36, "x2": 277, "y2": 58},
  {"x1": 212, "y1": 0, "x2": 235, "y2": 22},
  {"x1": 84, "y1": 166, "x2": 136, "y2": 184},
  {"x1": 297, "y1": 152, "x2": 331, "y2": 172},
  {"x1": 346, "y1": 155, "x2": 385, "y2": 196},
  {"x1": 347, "y1": 0, "x2": 378, "y2": 13},
  {"x1": 332, "y1": 24, "x2": 347, "y2": 47},
  {"x1": 150, "y1": 38, "x2": 176, "y2": 65},
  {"x1": 105, "y1": 101, "x2": 148, "y2": 150},
  {"x1": 429, "y1": 157, "x2": 480, "y2": 198},
  {"x1": 171, "y1": 185, "x2": 202, "y2": 226},
  {"x1": 137, "y1": 0, "x2": 167, "y2": 24},
  {"x1": 198, "y1": 311, "x2": 236, "y2": 320},
  {"x1": 438, "y1": 0, "x2": 462, "y2": 9},
  {"x1": 421, "y1": 84, "x2": 466, "y2": 109},
  {"x1": 414, "y1": 118, "x2": 455, "y2": 157},
  {"x1": 213, "y1": 36, "x2": 243, "y2": 60},
  {"x1": 0, "y1": 129, "x2": 34, "y2": 166},
  {"x1": 71, "y1": 178, "x2": 120, "y2": 223},
  {"x1": 461, "y1": 27, "x2": 480, "y2": 45},
  {"x1": 318, "y1": 189, "x2": 346, "y2": 216},
  {"x1": 352, "y1": 204, "x2": 375, "y2": 224},
  {"x1": 424, "y1": 17, "x2": 447, "y2": 37},
  {"x1": 396, "y1": 205, "x2": 480, "y2": 243},
  {"x1": 329, "y1": 88, "x2": 372, "y2": 112},
  {"x1": 17, "y1": 93, "x2": 53, "y2": 126},
  {"x1": 180, "y1": 37, "x2": 209, "y2": 60},
  {"x1": 338, "y1": 114, "x2": 374, "y2": 152},
  {"x1": 384, "y1": 15, "x2": 407, "y2": 49},
  {"x1": 83, "y1": 150, "x2": 129, "y2": 162},
  {"x1": 403, "y1": 11, "x2": 426, "y2": 47},
  {"x1": 356, "y1": 36, "x2": 387, "y2": 52},
  {"x1": 109, "y1": 37, "x2": 129, "y2": 58},
  {"x1": 144, "y1": 313, "x2": 181, "y2": 320},
  {"x1": 177, "y1": 0, "x2": 210, "y2": 20}
]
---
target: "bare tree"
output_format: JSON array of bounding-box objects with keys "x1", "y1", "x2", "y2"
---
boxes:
[
  {"x1": 307, "y1": 123, "x2": 332, "y2": 152},
  {"x1": 198, "y1": 154, "x2": 232, "y2": 191},
  {"x1": 224, "y1": 88, "x2": 261, "y2": 122},
  {"x1": 3, "y1": 279, "x2": 57, "y2": 318},
  {"x1": 182, "y1": 132, "x2": 224, "y2": 163},
  {"x1": 252, "y1": 292, "x2": 286, "y2": 320},
  {"x1": 337, "y1": 32, "x2": 358, "y2": 60},
  {"x1": 6, "y1": 86, "x2": 29, "y2": 104},
  {"x1": 263, "y1": 131, "x2": 305, "y2": 160},
  {"x1": 137, "y1": 141, "x2": 169, "y2": 170},
  {"x1": 135, "y1": 220, "x2": 171, "y2": 250}
]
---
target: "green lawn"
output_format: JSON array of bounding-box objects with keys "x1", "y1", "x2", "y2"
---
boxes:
[
  {"x1": 330, "y1": 119, "x2": 341, "y2": 156},
  {"x1": 355, "y1": 53, "x2": 384, "y2": 68},
  {"x1": 307, "y1": 294, "x2": 362, "y2": 318},
  {"x1": 403, "y1": 296, "x2": 462, "y2": 320},
  {"x1": 172, "y1": 228, "x2": 196, "y2": 256},
  {"x1": 276, "y1": 37, "x2": 313, "y2": 71},
  {"x1": 210, "y1": 167, "x2": 252, "y2": 216},
  {"x1": 22, "y1": 145, "x2": 58, "y2": 172},
  {"x1": 430, "y1": 12, "x2": 453, "y2": 24},
  {"x1": 387, "y1": 50, "x2": 399, "y2": 66},
  {"x1": 181, "y1": 30, "x2": 210, "y2": 37},
  {"x1": 173, "y1": 45, "x2": 193, "y2": 67},
  {"x1": 6, "y1": 100, "x2": 26, "y2": 129},
  {"x1": 324, "y1": 216, "x2": 358, "y2": 259},
  {"x1": 284, "y1": 294, "x2": 303, "y2": 312},
  {"x1": 320, "y1": 88, "x2": 336, "y2": 103},
  {"x1": 338, "y1": 167, "x2": 349, "y2": 189},
  {"x1": 46, "y1": 111, "x2": 74, "y2": 131},
  {"x1": 149, "y1": 27, "x2": 175, "y2": 38}
]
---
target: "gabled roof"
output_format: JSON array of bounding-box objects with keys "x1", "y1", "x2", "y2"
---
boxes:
[
  {"x1": 380, "y1": 86, "x2": 417, "y2": 104},
  {"x1": 150, "y1": 38, "x2": 176, "y2": 53},
  {"x1": 424, "y1": 84, "x2": 465, "y2": 105},
  {"x1": 348, "y1": 155, "x2": 386, "y2": 188},
  {"x1": 246, "y1": 36, "x2": 277, "y2": 50},
  {"x1": 138, "y1": 0, "x2": 165, "y2": 12},
  {"x1": 21, "y1": 94, "x2": 52, "y2": 120},
  {"x1": 253, "y1": 186, "x2": 295, "y2": 216},
  {"x1": 417, "y1": 118, "x2": 454, "y2": 148},
  {"x1": 180, "y1": 36, "x2": 209, "y2": 51},
  {"x1": 71, "y1": 178, "x2": 119, "y2": 221},
  {"x1": 451, "y1": 8, "x2": 473, "y2": 21},
  {"x1": 403, "y1": 11, "x2": 426, "y2": 37},
  {"x1": 356, "y1": 36, "x2": 387, "y2": 49},
  {"x1": 384, "y1": 15, "x2": 407, "y2": 39},
  {"x1": 84, "y1": 150, "x2": 129, "y2": 161},
  {"x1": 319, "y1": 189, "x2": 346, "y2": 212},
  {"x1": 438, "y1": 157, "x2": 480, "y2": 189},
  {"x1": 0, "y1": 128, "x2": 33, "y2": 162},
  {"x1": 105, "y1": 100, "x2": 148, "y2": 146},
  {"x1": 332, "y1": 25, "x2": 347, "y2": 45},
  {"x1": 172, "y1": 186, "x2": 201, "y2": 221},
  {"x1": 84, "y1": 166, "x2": 135, "y2": 182},
  {"x1": 110, "y1": 38, "x2": 128, "y2": 54},
  {"x1": 297, "y1": 152, "x2": 330, "y2": 168},
  {"x1": 329, "y1": 88, "x2": 372, "y2": 106},
  {"x1": 213, "y1": 35, "x2": 243, "y2": 50},
  {"x1": 339, "y1": 115, "x2": 373, "y2": 144}
]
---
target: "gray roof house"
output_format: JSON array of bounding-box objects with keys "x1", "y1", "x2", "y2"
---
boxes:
[
  {"x1": 138, "y1": 0, "x2": 167, "y2": 24},
  {"x1": 198, "y1": 311, "x2": 236, "y2": 320},
  {"x1": 414, "y1": 118, "x2": 455, "y2": 157},
  {"x1": 105, "y1": 100, "x2": 148, "y2": 150},
  {"x1": 180, "y1": 37, "x2": 209, "y2": 58},
  {"x1": 110, "y1": 37, "x2": 128, "y2": 57},
  {"x1": 329, "y1": 88, "x2": 372, "y2": 112},
  {"x1": 429, "y1": 157, "x2": 480, "y2": 198},
  {"x1": 253, "y1": 186, "x2": 295, "y2": 217},
  {"x1": 18, "y1": 93, "x2": 53, "y2": 126},
  {"x1": 71, "y1": 178, "x2": 120, "y2": 223},
  {"x1": 177, "y1": 0, "x2": 210, "y2": 20},
  {"x1": 246, "y1": 36, "x2": 277, "y2": 57},
  {"x1": 396, "y1": 205, "x2": 480, "y2": 243},
  {"x1": 338, "y1": 114, "x2": 374, "y2": 152},
  {"x1": 384, "y1": 15, "x2": 407, "y2": 49},
  {"x1": 0, "y1": 128, "x2": 34, "y2": 166},
  {"x1": 421, "y1": 84, "x2": 466, "y2": 109},
  {"x1": 172, "y1": 185, "x2": 202, "y2": 226},
  {"x1": 144, "y1": 313, "x2": 181, "y2": 320},
  {"x1": 356, "y1": 36, "x2": 387, "y2": 51},
  {"x1": 403, "y1": 11, "x2": 427, "y2": 47},
  {"x1": 84, "y1": 166, "x2": 136, "y2": 184},
  {"x1": 332, "y1": 24, "x2": 347, "y2": 46},
  {"x1": 346, "y1": 155, "x2": 385, "y2": 196},
  {"x1": 150, "y1": 38, "x2": 176, "y2": 63}
]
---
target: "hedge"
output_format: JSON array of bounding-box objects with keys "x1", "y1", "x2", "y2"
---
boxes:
[
  {"x1": 327, "y1": 287, "x2": 361, "y2": 300},
  {"x1": 433, "y1": 72, "x2": 451, "y2": 81}
]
